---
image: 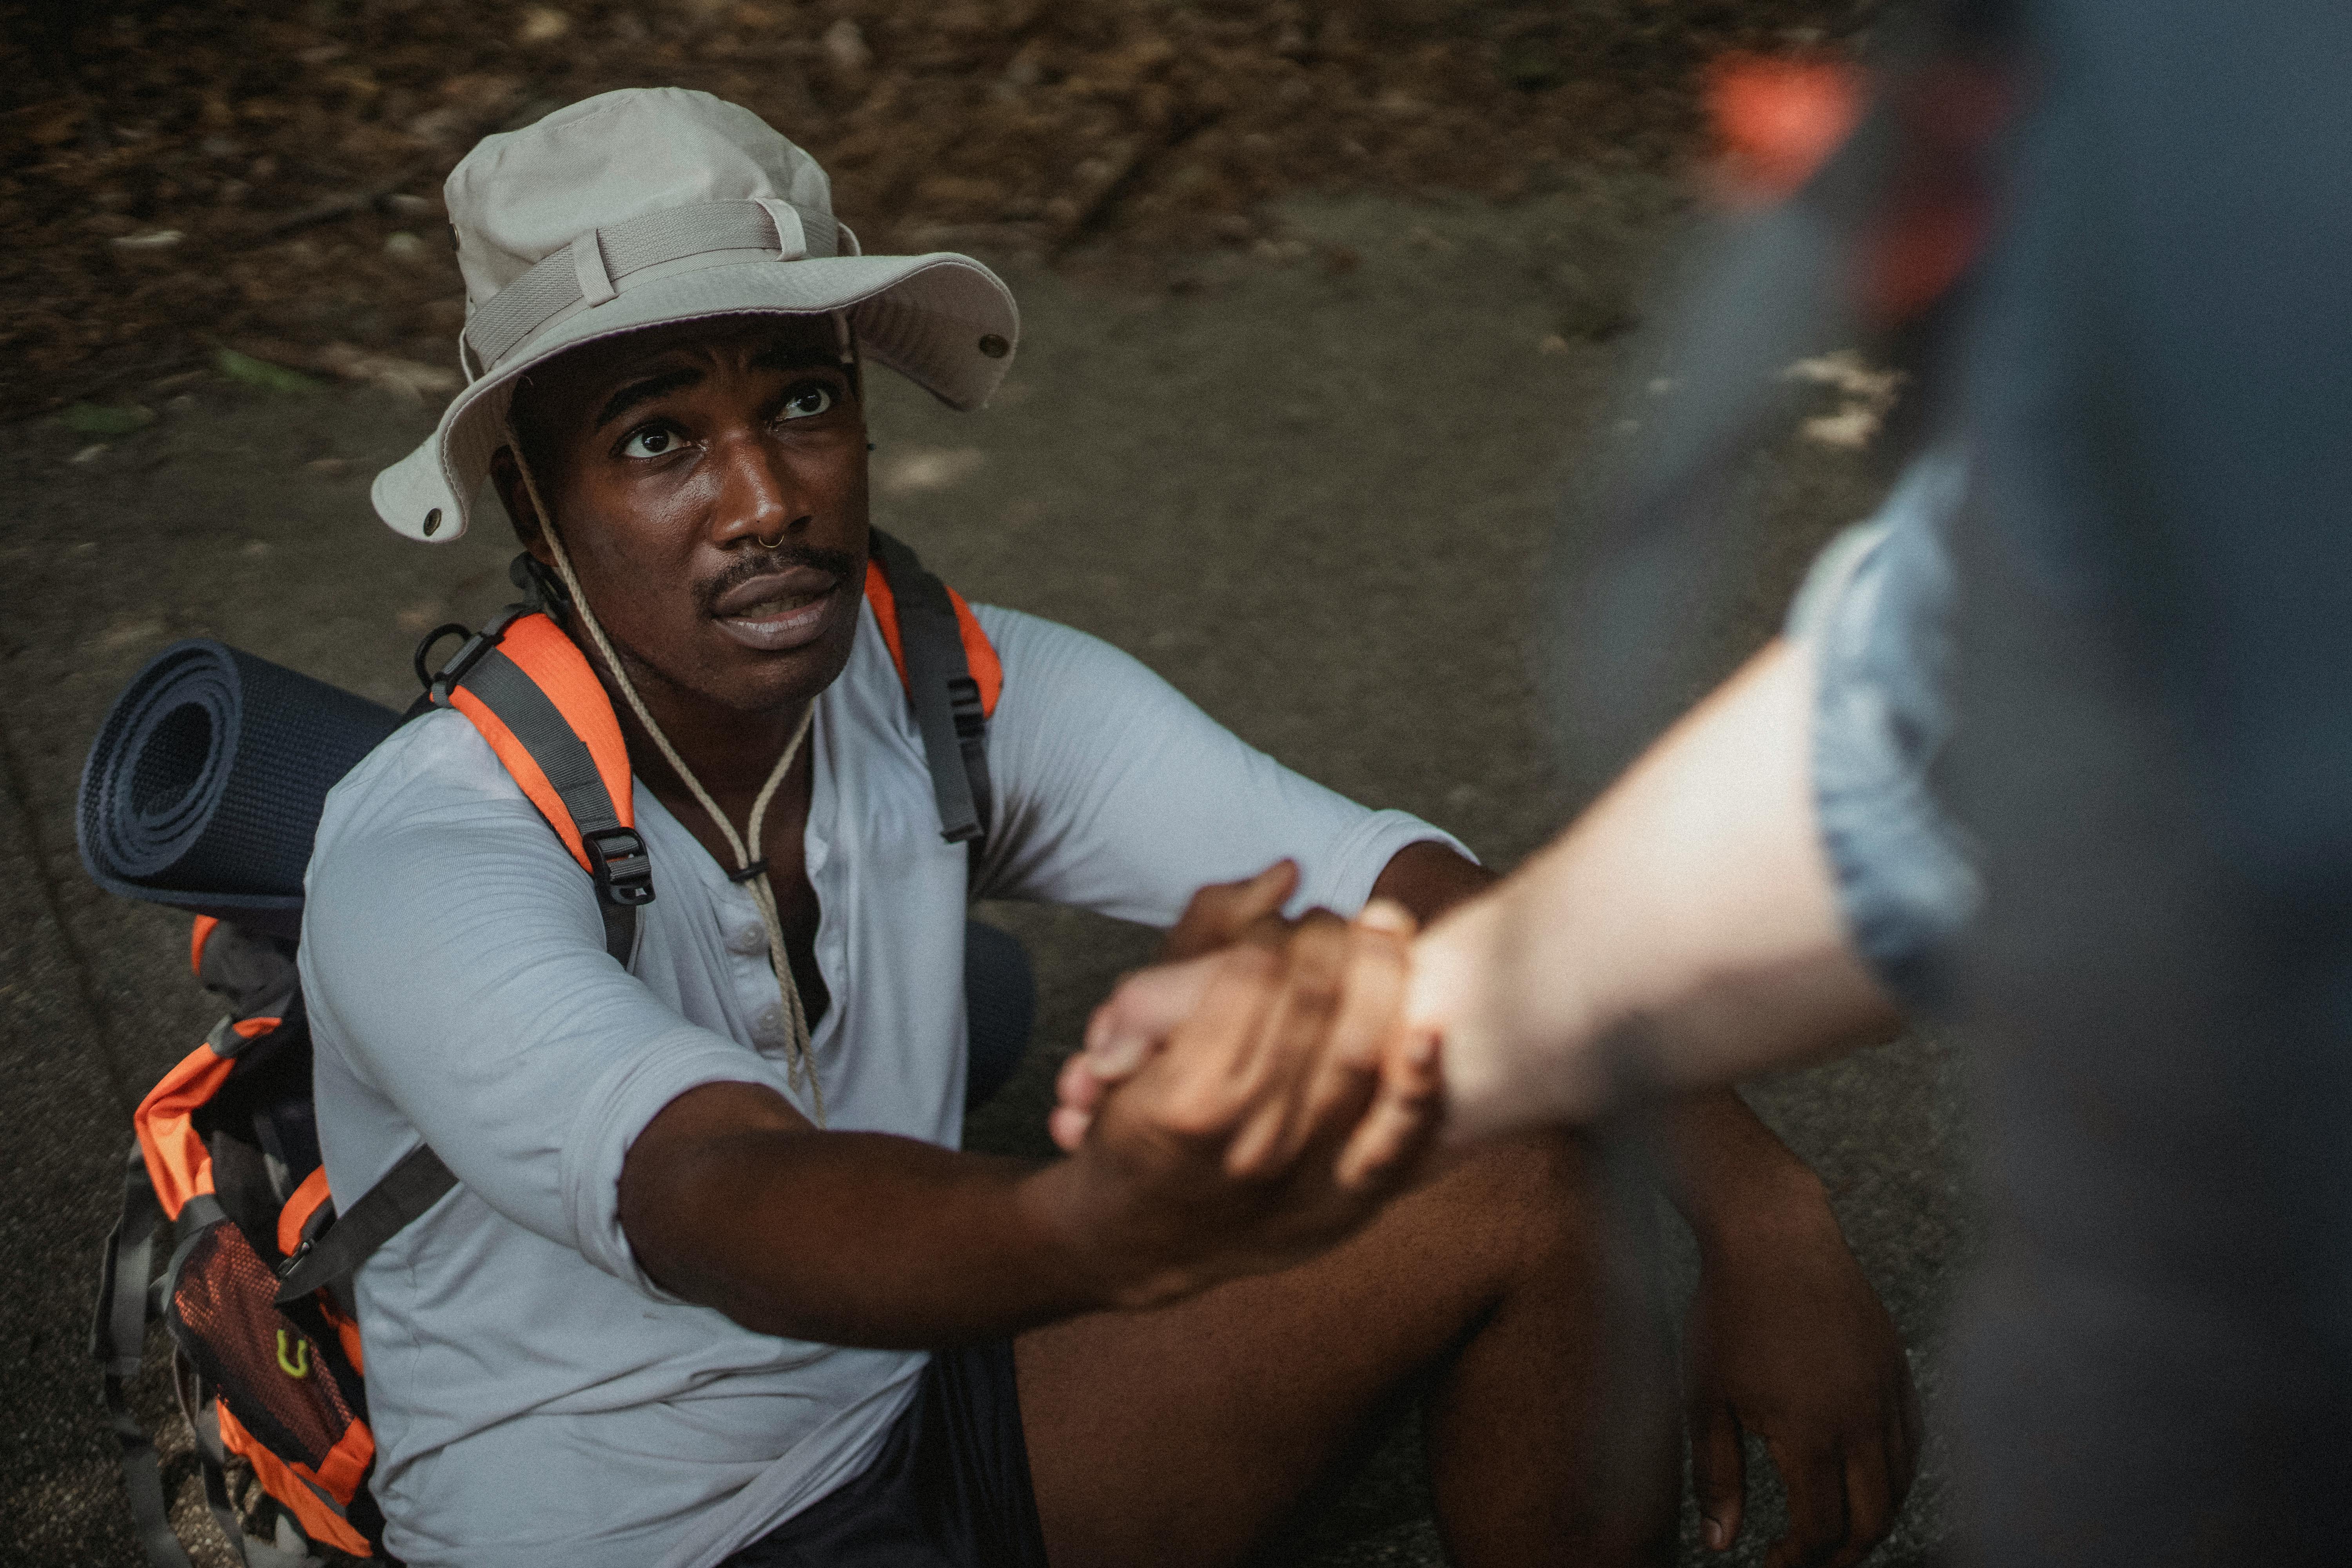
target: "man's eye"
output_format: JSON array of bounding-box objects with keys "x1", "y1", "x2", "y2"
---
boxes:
[
  {"x1": 619, "y1": 426, "x2": 679, "y2": 458},
  {"x1": 779, "y1": 384, "x2": 835, "y2": 421}
]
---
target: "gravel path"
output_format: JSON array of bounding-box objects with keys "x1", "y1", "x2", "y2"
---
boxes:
[{"x1": 0, "y1": 179, "x2": 1962, "y2": 1566}]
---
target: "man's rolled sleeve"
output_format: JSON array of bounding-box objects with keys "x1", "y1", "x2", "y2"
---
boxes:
[
  {"x1": 303, "y1": 717, "x2": 788, "y2": 1298},
  {"x1": 969, "y1": 606, "x2": 1470, "y2": 925},
  {"x1": 1300, "y1": 807, "x2": 1469, "y2": 916},
  {"x1": 555, "y1": 1032, "x2": 786, "y2": 1295}
]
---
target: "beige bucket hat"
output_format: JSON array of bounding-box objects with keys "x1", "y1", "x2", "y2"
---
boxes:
[{"x1": 372, "y1": 87, "x2": 1019, "y2": 543}]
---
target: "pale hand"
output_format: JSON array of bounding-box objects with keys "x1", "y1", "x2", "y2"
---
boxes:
[{"x1": 1046, "y1": 904, "x2": 1444, "y2": 1307}]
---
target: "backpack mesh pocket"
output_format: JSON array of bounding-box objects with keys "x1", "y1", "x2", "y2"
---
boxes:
[{"x1": 165, "y1": 1218, "x2": 364, "y2": 1476}]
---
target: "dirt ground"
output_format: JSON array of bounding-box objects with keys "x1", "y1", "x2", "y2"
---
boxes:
[
  {"x1": 2, "y1": 4, "x2": 1968, "y2": 1566},
  {"x1": 1, "y1": 0, "x2": 1886, "y2": 419},
  {"x1": 1, "y1": 176, "x2": 1967, "y2": 1565}
]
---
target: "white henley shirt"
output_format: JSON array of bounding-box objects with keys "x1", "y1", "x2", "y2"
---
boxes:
[{"x1": 300, "y1": 599, "x2": 1461, "y2": 1568}]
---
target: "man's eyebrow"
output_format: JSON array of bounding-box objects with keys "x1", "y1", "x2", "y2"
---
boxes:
[
  {"x1": 593, "y1": 366, "x2": 703, "y2": 431},
  {"x1": 590, "y1": 345, "x2": 837, "y2": 430}
]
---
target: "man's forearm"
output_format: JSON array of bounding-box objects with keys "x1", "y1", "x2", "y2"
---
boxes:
[
  {"x1": 1657, "y1": 1088, "x2": 1838, "y2": 1255},
  {"x1": 627, "y1": 916, "x2": 1437, "y2": 1348},
  {"x1": 1410, "y1": 639, "x2": 1902, "y2": 1143},
  {"x1": 623, "y1": 1083, "x2": 1128, "y2": 1348}
]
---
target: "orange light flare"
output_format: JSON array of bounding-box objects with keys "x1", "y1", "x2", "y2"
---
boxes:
[
  {"x1": 1862, "y1": 61, "x2": 2013, "y2": 323},
  {"x1": 1704, "y1": 54, "x2": 1869, "y2": 207},
  {"x1": 1706, "y1": 54, "x2": 2013, "y2": 326}
]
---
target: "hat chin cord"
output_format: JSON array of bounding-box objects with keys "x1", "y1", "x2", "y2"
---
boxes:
[{"x1": 506, "y1": 424, "x2": 824, "y2": 1125}]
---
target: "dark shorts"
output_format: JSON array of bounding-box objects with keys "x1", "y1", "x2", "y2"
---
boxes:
[{"x1": 722, "y1": 1340, "x2": 1049, "y2": 1568}]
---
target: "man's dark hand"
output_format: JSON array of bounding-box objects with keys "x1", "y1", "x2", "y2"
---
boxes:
[
  {"x1": 1157, "y1": 858, "x2": 1300, "y2": 962},
  {"x1": 1038, "y1": 905, "x2": 1443, "y2": 1308},
  {"x1": 1684, "y1": 1191, "x2": 1921, "y2": 1568},
  {"x1": 1058, "y1": 847, "x2": 1485, "y2": 1150}
]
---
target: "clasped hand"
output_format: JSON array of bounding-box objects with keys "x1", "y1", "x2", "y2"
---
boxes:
[
  {"x1": 1040, "y1": 863, "x2": 1442, "y2": 1310},
  {"x1": 1054, "y1": 860, "x2": 1921, "y2": 1568}
]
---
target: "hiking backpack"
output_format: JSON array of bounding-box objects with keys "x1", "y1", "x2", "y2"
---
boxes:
[{"x1": 94, "y1": 531, "x2": 1002, "y2": 1566}]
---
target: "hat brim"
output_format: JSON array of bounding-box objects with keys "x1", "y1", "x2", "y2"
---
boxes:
[{"x1": 373, "y1": 252, "x2": 1018, "y2": 542}]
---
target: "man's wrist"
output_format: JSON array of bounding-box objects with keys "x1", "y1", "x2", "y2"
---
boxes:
[
  {"x1": 1015, "y1": 1148, "x2": 1206, "y2": 1315},
  {"x1": 1370, "y1": 839, "x2": 1495, "y2": 927},
  {"x1": 1684, "y1": 1157, "x2": 1839, "y2": 1263}
]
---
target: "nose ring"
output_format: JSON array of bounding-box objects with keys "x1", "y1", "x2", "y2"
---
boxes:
[{"x1": 755, "y1": 529, "x2": 785, "y2": 550}]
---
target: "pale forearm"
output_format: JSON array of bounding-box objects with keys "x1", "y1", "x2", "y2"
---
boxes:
[{"x1": 1411, "y1": 639, "x2": 1900, "y2": 1142}]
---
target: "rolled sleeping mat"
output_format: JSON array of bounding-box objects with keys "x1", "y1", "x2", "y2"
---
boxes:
[{"x1": 78, "y1": 640, "x2": 403, "y2": 936}]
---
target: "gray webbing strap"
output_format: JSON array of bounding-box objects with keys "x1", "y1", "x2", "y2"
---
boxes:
[
  {"x1": 94, "y1": 1149, "x2": 160, "y2": 1382},
  {"x1": 465, "y1": 199, "x2": 848, "y2": 371},
  {"x1": 870, "y1": 529, "x2": 993, "y2": 848},
  {"x1": 598, "y1": 897, "x2": 638, "y2": 969},
  {"x1": 192, "y1": 1390, "x2": 251, "y2": 1568},
  {"x1": 456, "y1": 646, "x2": 650, "y2": 959},
  {"x1": 93, "y1": 1148, "x2": 196, "y2": 1568},
  {"x1": 273, "y1": 1143, "x2": 456, "y2": 1307},
  {"x1": 189, "y1": 1388, "x2": 316, "y2": 1568},
  {"x1": 460, "y1": 648, "x2": 629, "y2": 840}
]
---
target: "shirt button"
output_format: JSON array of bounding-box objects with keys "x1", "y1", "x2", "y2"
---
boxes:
[
  {"x1": 728, "y1": 924, "x2": 766, "y2": 956},
  {"x1": 752, "y1": 1004, "x2": 786, "y2": 1048}
]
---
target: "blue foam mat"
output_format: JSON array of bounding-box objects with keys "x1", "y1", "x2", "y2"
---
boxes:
[{"x1": 77, "y1": 639, "x2": 402, "y2": 936}]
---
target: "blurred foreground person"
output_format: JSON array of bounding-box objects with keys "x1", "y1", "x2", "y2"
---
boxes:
[
  {"x1": 311, "y1": 88, "x2": 1912, "y2": 1568},
  {"x1": 1376, "y1": 4, "x2": 2352, "y2": 1563},
  {"x1": 1080, "y1": 4, "x2": 2352, "y2": 1561}
]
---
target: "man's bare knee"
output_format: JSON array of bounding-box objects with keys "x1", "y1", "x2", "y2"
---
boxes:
[
  {"x1": 1415, "y1": 1132, "x2": 1680, "y2": 1568},
  {"x1": 1408, "y1": 1130, "x2": 1609, "y2": 1299}
]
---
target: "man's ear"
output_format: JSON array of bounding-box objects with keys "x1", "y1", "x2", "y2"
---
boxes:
[{"x1": 488, "y1": 445, "x2": 553, "y2": 563}]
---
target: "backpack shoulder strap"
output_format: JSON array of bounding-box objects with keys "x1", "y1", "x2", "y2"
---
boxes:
[
  {"x1": 863, "y1": 529, "x2": 1000, "y2": 857},
  {"x1": 417, "y1": 607, "x2": 651, "y2": 964},
  {"x1": 272, "y1": 1143, "x2": 455, "y2": 1308},
  {"x1": 268, "y1": 608, "x2": 648, "y2": 1308}
]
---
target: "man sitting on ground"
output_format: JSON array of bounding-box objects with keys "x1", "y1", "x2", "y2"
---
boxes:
[{"x1": 313, "y1": 87, "x2": 1916, "y2": 1568}]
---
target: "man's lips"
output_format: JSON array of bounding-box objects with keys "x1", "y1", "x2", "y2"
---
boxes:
[
  {"x1": 710, "y1": 565, "x2": 846, "y2": 652},
  {"x1": 712, "y1": 563, "x2": 838, "y2": 617}
]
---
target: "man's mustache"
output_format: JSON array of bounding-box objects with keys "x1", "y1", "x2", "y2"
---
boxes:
[{"x1": 699, "y1": 543, "x2": 863, "y2": 617}]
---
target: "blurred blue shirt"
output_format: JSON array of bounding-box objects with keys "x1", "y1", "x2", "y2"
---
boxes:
[{"x1": 1788, "y1": 452, "x2": 1975, "y2": 1005}]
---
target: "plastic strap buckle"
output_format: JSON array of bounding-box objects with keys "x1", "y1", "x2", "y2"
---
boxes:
[
  {"x1": 425, "y1": 606, "x2": 529, "y2": 706},
  {"x1": 584, "y1": 827, "x2": 655, "y2": 907},
  {"x1": 948, "y1": 676, "x2": 986, "y2": 740}
]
